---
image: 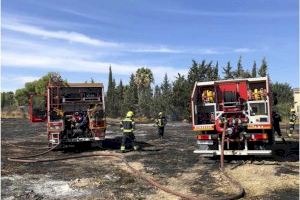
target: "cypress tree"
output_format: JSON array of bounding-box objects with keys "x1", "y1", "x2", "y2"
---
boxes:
[
  {"x1": 223, "y1": 61, "x2": 234, "y2": 79},
  {"x1": 252, "y1": 61, "x2": 257, "y2": 78},
  {"x1": 235, "y1": 56, "x2": 244, "y2": 78},
  {"x1": 161, "y1": 73, "x2": 172, "y2": 116},
  {"x1": 258, "y1": 57, "x2": 268, "y2": 77},
  {"x1": 106, "y1": 66, "x2": 115, "y2": 117}
]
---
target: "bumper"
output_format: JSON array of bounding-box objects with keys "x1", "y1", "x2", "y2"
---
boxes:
[
  {"x1": 50, "y1": 137, "x2": 105, "y2": 144},
  {"x1": 193, "y1": 149, "x2": 272, "y2": 156}
]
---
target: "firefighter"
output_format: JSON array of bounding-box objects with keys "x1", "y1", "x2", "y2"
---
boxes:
[
  {"x1": 272, "y1": 111, "x2": 286, "y2": 143},
  {"x1": 155, "y1": 112, "x2": 167, "y2": 139},
  {"x1": 253, "y1": 88, "x2": 260, "y2": 100},
  {"x1": 120, "y1": 111, "x2": 137, "y2": 152},
  {"x1": 288, "y1": 109, "x2": 298, "y2": 137},
  {"x1": 207, "y1": 90, "x2": 215, "y2": 103}
]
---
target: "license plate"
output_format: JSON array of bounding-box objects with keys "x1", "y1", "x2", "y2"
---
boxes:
[{"x1": 197, "y1": 140, "x2": 214, "y2": 145}]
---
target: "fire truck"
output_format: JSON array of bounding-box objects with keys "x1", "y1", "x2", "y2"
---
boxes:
[
  {"x1": 29, "y1": 74, "x2": 106, "y2": 147},
  {"x1": 191, "y1": 77, "x2": 274, "y2": 156}
]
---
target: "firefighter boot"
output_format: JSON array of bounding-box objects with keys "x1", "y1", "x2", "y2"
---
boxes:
[{"x1": 120, "y1": 145, "x2": 125, "y2": 153}]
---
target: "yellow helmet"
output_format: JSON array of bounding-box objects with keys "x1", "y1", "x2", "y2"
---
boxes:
[
  {"x1": 159, "y1": 112, "x2": 163, "y2": 116},
  {"x1": 126, "y1": 111, "x2": 134, "y2": 118},
  {"x1": 254, "y1": 89, "x2": 258, "y2": 93},
  {"x1": 291, "y1": 109, "x2": 296, "y2": 112}
]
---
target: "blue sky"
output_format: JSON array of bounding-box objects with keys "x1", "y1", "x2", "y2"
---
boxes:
[{"x1": 1, "y1": 0, "x2": 299, "y2": 92}]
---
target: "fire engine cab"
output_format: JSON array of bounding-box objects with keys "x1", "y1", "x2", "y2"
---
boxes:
[{"x1": 191, "y1": 77, "x2": 274, "y2": 156}]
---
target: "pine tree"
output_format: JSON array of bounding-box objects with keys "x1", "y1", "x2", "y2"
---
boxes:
[
  {"x1": 223, "y1": 61, "x2": 234, "y2": 79},
  {"x1": 258, "y1": 57, "x2": 268, "y2": 77},
  {"x1": 115, "y1": 80, "x2": 124, "y2": 116},
  {"x1": 160, "y1": 74, "x2": 172, "y2": 116},
  {"x1": 251, "y1": 61, "x2": 257, "y2": 78},
  {"x1": 111, "y1": 79, "x2": 118, "y2": 117},
  {"x1": 123, "y1": 74, "x2": 138, "y2": 115},
  {"x1": 205, "y1": 61, "x2": 214, "y2": 81},
  {"x1": 106, "y1": 66, "x2": 115, "y2": 117},
  {"x1": 187, "y1": 60, "x2": 200, "y2": 87},
  {"x1": 172, "y1": 73, "x2": 190, "y2": 120},
  {"x1": 213, "y1": 62, "x2": 219, "y2": 80},
  {"x1": 152, "y1": 85, "x2": 163, "y2": 116},
  {"x1": 234, "y1": 56, "x2": 244, "y2": 78}
]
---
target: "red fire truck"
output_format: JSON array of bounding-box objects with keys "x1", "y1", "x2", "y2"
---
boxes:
[
  {"x1": 191, "y1": 77, "x2": 274, "y2": 156},
  {"x1": 29, "y1": 75, "x2": 106, "y2": 147}
]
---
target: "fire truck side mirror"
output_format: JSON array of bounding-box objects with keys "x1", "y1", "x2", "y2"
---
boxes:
[{"x1": 29, "y1": 95, "x2": 47, "y2": 122}]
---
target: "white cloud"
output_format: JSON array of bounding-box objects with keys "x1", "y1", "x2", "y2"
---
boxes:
[
  {"x1": 1, "y1": 75, "x2": 41, "y2": 92},
  {"x1": 3, "y1": 16, "x2": 260, "y2": 56},
  {"x1": 2, "y1": 51, "x2": 187, "y2": 81},
  {"x1": 234, "y1": 48, "x2": 256, "y2": 53},
  {"x1": 2, "y1": 22, "x2": 120, "y2": 47},
  {"x1": 161, "y1": 9, "x2": 297, "y2": 18},
  {"x1": 129, "y1": 47, "x2": 184, "y2": 53},
  {"x1": 2, "y1": 75, "x2": 40, "y2": 83}
]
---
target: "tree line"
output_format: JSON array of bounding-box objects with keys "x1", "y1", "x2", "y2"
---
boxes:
[
  {"x1": 1, "y1": 57, "x2": 294, "y2": 120},
  {"x1": 105, "y1": 57, "x2": 272, "y2": 120}
]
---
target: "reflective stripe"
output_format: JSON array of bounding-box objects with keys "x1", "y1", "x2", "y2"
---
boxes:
[{"x1": 121, "y1": 117, "x2": 135, "y2": 132}]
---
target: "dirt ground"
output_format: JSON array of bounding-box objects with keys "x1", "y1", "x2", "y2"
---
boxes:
[{"x1": 1, "y1": 118, "x2": 299, "y2": 200}]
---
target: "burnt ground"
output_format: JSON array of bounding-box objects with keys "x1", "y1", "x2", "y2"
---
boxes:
[{"x1": 1, "y1": 118, "x2": 299, "y2": 200}]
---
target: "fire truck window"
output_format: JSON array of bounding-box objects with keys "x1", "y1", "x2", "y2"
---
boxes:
[
  {"x1": 250, "y1": 103, "x2": 268, "y2": 116},
  {"x1": 65, "y1": 93, "x2": 81, "y2": 99},
  {"x1": 197, "y1": 105, "x2": 215, "y2": 124},
  {"x1": 85, "y1": 93, "x2": 97, "y2": 98}
]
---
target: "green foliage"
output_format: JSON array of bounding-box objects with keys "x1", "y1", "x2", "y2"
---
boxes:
[
  {"x1": 232, "y1": 56, "x2": 252, "y2": 78},
  {"x1": 252, "y1": 61, "x2": 257, "y2": 78},
  {"x1": 234, "y1": 56, "x2": 244, "y2": 78},
  {"x1": 15, "y1": 88, "x2": 29, "y2": 106},
  {"x1": 115, "y1": 80, "x2": 124, "y2": 116},
  {"x1": 134, "y1": 67, "x2": 154, "y2": 117},
  {"x1": 151, "y1": 85, "x2": 163, "y2": 116},
  {"x1": 271, "y1": 82, "x2": 294, "y2": 119},
  {"x1": 134, "y1": 67, "x2": 154, "y2": 89},
  {"x1": 160, "y1": 74, "x2": 173, "y2": 116},
  {"x1": 187, "y1": 60, "x2": 219, "y2": 88},
  {"x1": 106, "y1": 66, "x2": 116, "y2": 117},
  {"x1": 14, "y1": 72, "x2": 61, "y2": 106},
  {"x1": 258, "y1": 57, "x2": 268, "y2": 77},
  {"x1": 223, "y1": 61, "x2": 234, "y2": 79},
  {"x1": 1, "y1": 91, "x2": 17, "y2": 110},
  {"x1": 172, "y1": 73, "x2": 190, "y2": 120},
  {"x1": 122, "y1": 74, "x2": 138, "y2": 116}
]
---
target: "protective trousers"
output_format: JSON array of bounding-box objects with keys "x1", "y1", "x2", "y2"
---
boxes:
[
  {"x1": 158, "y1": 127, "x2": 164, "y2": 138},
  {"x1": 121, "y1": 132, "x2": 136, "y2": 150}
]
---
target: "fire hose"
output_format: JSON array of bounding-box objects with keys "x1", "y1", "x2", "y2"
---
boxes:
[
  {"x1": 219, "y1": 124, "x2": 245, "y2": 200},
  {"x1": 8, "y1": 142, "x2": 245, "y2": 200}
]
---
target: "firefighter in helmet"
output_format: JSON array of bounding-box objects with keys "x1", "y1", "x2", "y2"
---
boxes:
[
  {"x1": 120, "y1": 111, "x2": 137, "y2": 152},
  {"x1": 288, "y1": 109, "x2": 298, "y2": 137},
  {"x1": 155, "y1": 112, "x2": 167, "y2": 139}
]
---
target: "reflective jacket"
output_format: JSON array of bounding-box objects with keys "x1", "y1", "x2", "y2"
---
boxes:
[
  {"x1": 120, "y1": 117, "x2": 135, "y2": 133},
  {"x1": 155, "y1": 117, "x2": 167, "y2": 128},
  {"x1": 289, "y1": 114, "x2": 297, "y2": 125}
]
